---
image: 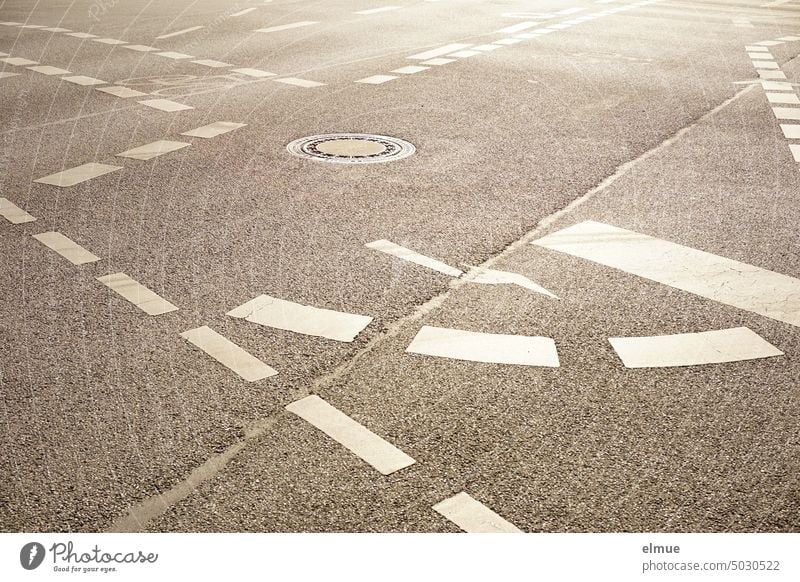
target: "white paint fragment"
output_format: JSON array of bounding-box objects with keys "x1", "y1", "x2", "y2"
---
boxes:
[
  {"x1": 97, "y1": 273, "x2": 178, "y2": 315},
  {"x1": 366, "y1": 239, "x2": 463, "y2": 277},
  {"x1": 33, "y1": 231, "x2": 100, "y2": 265},
  {"x1": 254, "y1": 21, "x2": 317, "y2": 33},
  {"x1": 0, "y1": 198, "x2": 36, "y2": 223},
  {"x1": 433, "y1": 492, "x2": 522, "y2": 533},
  {"x1": 180, "y1": 326, "x2": 277, "y2": 381},
  {"x1": 462, "y1": 265, "x2": 558, "y2": 298}
]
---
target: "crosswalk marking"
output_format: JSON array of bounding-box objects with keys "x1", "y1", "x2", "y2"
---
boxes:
[
  {"x1": 421, "y1": 58, "x2": 454, "y2": 66},
  {"x1": 406, "y1": 325, "x2": 560, "y2": 367},
  {"x1": 1, "y1": 57, "x2": 39, "y2": 66},
  {"x1": 157, "y1": 51, "x2": 193, "y2": 59},
  {"x1": 192, "y1": 59, "x2": 233, "y2": 68},
  {"x1": 0, "y1": 71, "x2": 16, "y2": 80},
  {"x1": 231, "y1": 67, "x2": 275, "y2": 78},
  {"x1": 0, "y1": 198, "x2": 36, "y2": 224},
  {"x1": 754, "y1": 61, "x2": 780, "y2": 70},
  {"x1": 32, "y1": 231, "x2": 100, "y2": 265},
  {"x1": 766, "y1": 92, "x2": 799, "y2": 104},
  {"x1": 391, "y1": 65, "x2": 429, "y2": 74},
  {"x1": 789, "y1": 144, "x2": 800, "y2": 162},
  {"x1": 533, "y1": 221, "x2": 800, "y2": 328},
  {"x1": 156, "y1": 26, "x2": 203, "y2": 39},
  {"x1": 62, "y1": 75, "x2": 106, "y2": 86},
  {"x1": 780, "y1": 124, "x2": 800, "y2": 138},
  {"x1": 366, "y1": 239, "x2": 463, "y2": 277},
  {"x1": 408, "y1": 43, "x2": 471, "y2": 60},
  {"x1": 116, "y1": 140, "x2": 190, "y2": 160},
  {"x1": 746, "y1": 46, "x2": 769, "y2": 52},
  {"x1": 138, "y1": 98, "x2": 193, "y2": 112},
  {"x1": 355, "y1": 6, "x2": 401, "y2": 15},
  {"x1": 609, "y1": 327, "x2": 783, "y2": 368},
  {"x1": 34, "y1": 162, "x2": 122, "y2": 187},
  {"x1": 27, "y1": 65, "x2": 70, "y2": 75},
  {"x1": 755, "y1": 40, "x2": 784, "y2": 47},
  {"x1": 227, "y1": 294, "x2": 373, "y2": 342},
  {"x1": 472, "y1": 44, "x2": 502, "y2": 51},
  {"x1": 285, "y1": 395, "x2": 415, "y2": 475},
  {"x1": 762, "y1": 81, "x2": 792, "y2": 91},
  {"x1": 759, "y1": 70, "x2": 787, "y2": 80},
  {"x1": 180, "y1": 326, "x2": 277, "y2": 381},
  {"x1": 181, "y1": 121, "x2": 246, "y2": 138},
  {"x1": 273, "y1": 77, "x2": 325, "y2": 87},
  {"x1": 96, "y1": 86, "x2": 148, "y2": 98},
  {"x1": 448, "y1": 50, "x2": 481, "y2": 58},
  {"x1": 493, "y1": 38, "x2": 524, "y2": 45},
  {"x1": 433, "y1": 492, "x2": 522, "y2": 533},
  {"x1": 356, "y1": 74, "x2": 398, "y2": 84},
  {"x1": 97, "y1": 273, "x2": 178, "y2": 315},
  {"x1": 496, "y1": 21, "x2": 538, "y2": 34},
  {"x1": 254, "y1": 21, "x2": 317, "y2": 34},
  {"x1": 773, "y1": 107, "x2": 800, "y2": 119}
]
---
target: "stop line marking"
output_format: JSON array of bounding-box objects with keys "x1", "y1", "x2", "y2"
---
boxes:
[
  {"x1": 97, "y1": 273, "x2": 178, "y2": 315},
  {"x1": 0, "y1": 198, "x2": 36, "y2": 224},
  {"x1": 32, "y1": 231, "x2": 100, "y2": 265},
  {"x1": 180, "y1": 326, "x2": 277, "y2": 382},
  {"x1": 433, "y1": 492, "x2": 522, "y2": 533}
]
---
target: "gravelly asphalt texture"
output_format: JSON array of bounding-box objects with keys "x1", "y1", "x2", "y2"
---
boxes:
[{"x1": 1, "y1": 0, "x2": 798, "y2": 532}]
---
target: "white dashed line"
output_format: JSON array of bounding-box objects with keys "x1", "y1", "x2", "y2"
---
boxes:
[
  {"x1": 493, "y1": 38, "x2": 524, "y2": 45},
  {"x1": 472, "y1": 44, "x2": 502, "y2": 51},
  {"x1": 156, "y1": 26, "x2": 204, "y2": 39},
  {"x1": 192, "y1": 59, "x2": 233, "y2": 68},
  {"x1": 766, "y1": 92, "x2": 800, "y2": 104},
  {"x1": 421, "y1": 57, "x2": 454, "y2": 65},
  {"x1": 366, "y1": 239, "x2": 463, "y2": 277},
  {"x1": 1, "y1": 57, "x2": 39, "y2": 66},
  {"x1": 42, "y1": 27, "x2": 70, "y2": 32},
  {"x1": 448, "y1": 50, "x2": 481, "y2": 58},
  {"x1": 97, "y1": 273, "x2": 178, "y2": 315},
  {"x1": 116, "y1": 140, "x2": 190, "y2": 161},
  {"x1": 0, "y1": 198, "x2": 36, "y2": 224},
  {"x1": 533, "y1": 221, "x2": 800, "y2": 328},
  {"x1": 66, "y1": 32, "x2": 97, "y2": 38},
  {"x1": 285, "y1": 395, "x2": 415, "y2": 475},
  {"x1": 391, "y1": 65, "x2": 429, "y2": 74},
  {"x1": 27, "y1": 65, "x2": 70, "y2": 75},
  {"x1": 496, "y1": 21, "x2": 538, "y2": 34},
  {"x1": 355, "y1": 6, "x2": 401, "y2": 15},
  {"x1": 157, "y1": 51, "x2": 194, "y2": 59},
  {"x1": 773, "y1": 107, "x2": 800, "y2": 119},
  {"x1": 272, "y1": 77, "x2": 325, "y2": 87},
  {"x1": 230, "y1": 7, "x2": 258, "y2": 17},
  {"x1": 138, "y1": 98, "x2": 193, "y2": 112},
  {"x1": 124, "y1": 45, "x2": 159, "y2": 52},
  {"x1": 254, "y1": 21, "x2": 318, "y2": 33},
  {"x1": 406, "y1": 325, "x2": 560, "y2": 367},
  {"x1": 356, "y1": 74, "x2": 398, "y2": 84},
  {"x1": 408, "y1": 43, "x2": 471, "y2": 60},
  {"x1": 754, "y1": 61, "x2": 780, "y2": 70},
  {"x1": 180, "y1": 326, "x2": 277, "y2": 382},
  {"x1": 181, "y1": 121, "x2": 246, "y2": 138},
  {"x1": 609, "y1": 327, "x2": 783, "y2": 368},
  {"x1": 789, "y1": 144, "x2": 800, "y2": 162},
  {"x1": 96, "y1": 86, "x2": 148, "y2": 98},
  {"x1": 227, "y1": 295, "x2": 373, "y2": 342},
  {"x1": 762, "y1": 81, "x2": 792, "y2": 91},
  {"x1": 759, "y1": 70, "x2": 787, "y2": 80},
  {"x1": 231, "y1": 67, "x2": 276, "y2": 77},
  {"x1": 0, "y1": 72, "x2": 19, "y2": 80},
  {"x1": 780, "y1": 123, "x2": 800, "y2": 138},
  {"x1": 32, "y1": 231, "x2": 100, "y2": 265},
  {"x1": 61, "y1": 75, "x2": 106, "y2": 86},
  {"x1": 34, "y1": 162, "x2": 122, "y2": 187},
  {"x1": 93, "y1": 38, "x2": 127, "y2": 45},
  {"x1": 433, "y1": 492, "x2": 522, "y2": 533}
]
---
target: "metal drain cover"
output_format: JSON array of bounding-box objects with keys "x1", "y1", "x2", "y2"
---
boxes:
[{"x1": 286, "y1": 133, "x2": 415, "y2": 164}]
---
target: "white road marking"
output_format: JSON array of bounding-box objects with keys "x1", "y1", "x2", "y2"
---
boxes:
[
  {"x1": 609, "y1": 327, "x2": 783, "y2": 368},
  {"x1": 254, "y1": 21, "x2": 317, "y2": 33},
  {"x1": 355, "y1": 6, "x2": 401, "y2": 15},
  {"x1": 532, "y1": 28, "x2": 556, "y2": 34},
  {"x1": 406, "y1": 325, "x2": 560, "y2": 367},
  {"x1": 748, "y1": 53, "x2": 774, "y2": 60},
  {"x1": 759, "y1": 70, "x2": 787, "y2": 79},
  {"x1": 272, "y1": 77, "x2": 325, "y2": 87},
  {"x1": 448, "y1": 50, "x2": 482, "y2": 58},
  {"x1": 27, "y1": 65, "x2": 70, "y2": 75},
  {"x1": 138, "y1": 98, "x2": 193, "y2": 112},
  {"x1": 421, "y1": 57, "x2": 455, "y2": 65},
  {"x1": 497, "y1": 21, "x2": 538, "y2": 34},
  {"x1": 0, "y1": 198, "x2": 36, "y2": 224},
  {"x1": 34, "y1": 162, "x2": 121, "y2": 187},
  {"x1": 181, "y1": 121, "x2": 246, "y2": 138},
  {"x1": 32, "y1": 231, "x2": 100, "y2": 265},
  {"x1": 755, "y1": 40, "x2": 784, "y2": 46},
  {"x1": 533, "y1": 221, "x2": 800, "y2": 328},
  {"x1": 556, "y1": 7, "x2": 585, "y2": 15},
  {"x1": 230, "y1": 7, "x2": 258, "y2": 17},
  {"x1": 789, "y1": 144, "x2": 800, "y2": 162},
  {"x1": 1, "y1": 57, "x2": 39, "y2": 66},
  {"x1": 0, "y1": 72, "x2": 20, "y2": 79},
  {"x1": 124, "y1": 45, "x2": 159, "y2": 52},
  {"x1": 462, "y1": 266, "x2": 558, "y2": 298},
  {"x1": 408, "y1": 43, "x2": 471, "y2": 60},
  {"x1": 157, "y1": 51, "x2": 194, "y2": 59},
  {"x1": 366, "y1": 239, "x2": 463, "y2": 277},
  {"x1": 773, "y1": 107, "x2": 800, "y2": 119},
  {"x1": 766, "y1": 92, "x2": 800, "y2": 104},
  {"x1": 780, "y1": 123, "x2": 800, "y2": 138},
  {"x1": 93, "y1": 38, "x2": 127, "y2": 45},
  {"x1": 192, "y1": 59, "x2": 233, "y2": 67},
  {"x1": 778, "y1": 36, "x2": 800, "y2": 41},
  {"x1": 19, "y1": 24, "x2": 45, "y2": 28},
  {"x1": 762, "y1": 81, "x2": 792, "y2": 91},
  {"x1": 746, "y1": 46, "x2": 769, "y2": 52},
  {"x1": 67, "y1": 32, "x2": 97, "y2": 38},
  {"x1": 493, "y1": 38, "x2": 524, "y2": 45},
  {"x1": 116, "y1": 140, "x2": 190, "y2": 160},
  {"x1": 391, "y1": 65, "x2": 428, "y2": 74},
  {"x1": 433, "y1": 492, "x2": 522, "y2": 533},
  {"x1": 231, "y1": 67, "x2": 276, "y2": 77},
  {"x1": 356, "y1": 74, "x2": 398, "y2": 84},
  {"x1": 285, "y1": 395, "x2": 415, "y2": 475},
  {"x1": 62, "y1": 75, "x2": 106, "y2": 86},
  {"x1": 156, "y1": 26, "x2": 204, "y2": 39},
  {"x1": 472, "y1": 44, "x2": 502, "y2": 51},
  {"x1": 96, "y1": 86, "x2": 148, "y2": 98},
  {"x1": 42, "y1": 27, "x2": 70, "y2": 32},
  {"x1": 548, "y1": 23, "x2": 572, "y2": 29},
  {"x1": 227, "y1": 295, "x2": 373, "y2": 342},
  {"x1": 761, "y1": 0, "x2": 793, "y2": 7},
  {"x1": 180, "y1": 326, "x2": 277, "y2": 381},
  {"x1": 754, "y1": 61, "x2": 780, "y2": 69},
  {"x1": 97, "y1": 273, "x2": 179, "y2": 315}
]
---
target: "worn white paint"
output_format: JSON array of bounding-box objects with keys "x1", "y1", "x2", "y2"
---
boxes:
[
  {"x1": 180, "y1": 326, "x2": 277, "y2": 381},
  {"x1": 433, "y1": 492, "x2": 522, "y2": 533}
]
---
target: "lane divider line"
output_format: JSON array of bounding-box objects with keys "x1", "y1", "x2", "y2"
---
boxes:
[
  {"x1": 433, "y1": 492, "x2": 522, "y2": 533},
  {"x1": 34, "y1": 162, "x2": 122, "y2": 187},
  {"x1": 116, "y1": 140, "x2": 191, "y2": 161},
  {"x1": 0, "y1": 198, "x2": 36, "y2": 224},
  {"x1": 97, "y1": 273, "x2": 179, "y2": 315},
  {"x1": 254, "y1": 21, "x2": 317, "y2": 34},
  {"x1": 156, "y1": 26, "x2": 204, "y2": 40},
  {"x1": 180, "y1": 326, "x2": 278, "y2": 381},
  {"x1": 32, "y1": 231, "x2": 101, "y2": 265},
  {"x1": 180, "y1": 121, "x2": 246, "y2": 138}
]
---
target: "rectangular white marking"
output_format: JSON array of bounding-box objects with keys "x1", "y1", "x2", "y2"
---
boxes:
[
  {"x1": 748, "y1": 53, "x2": 773, "y2": 60},
  {"x1": 1, "y1": 57, "x2": 39, "y2": 66},
  {"x1": 181, "y1": 121, "x2": 246, "y2": 138},
  {"x1": 272, "y1": 77, "x2": 325, "y2": 87},
  {"x1": 493, "y1": 38, "x2": 524, "y2": 45},
  {"x1": 356, "y1": 74, "x2": 398, "y2": 84},
  {"x1": 754, "y1": 61, "x2": 780, "y2": 69},
  {"x1": 62, "y1": 75, "x2": 106, "y2": 86},
  {"x1": 42, "y1": 27, "x2": 70, "y2": 32},
  {"x1": 408, "y1": 43, "x2": 471, "y2": 60},
  {"x1": 27, "y1": 65, "x2": 70, "y2": 75},
  {"x1": 745, "y1": 46, "x2": 769, "y2": 52},
  {"x1": 755, "y1": 41, "x2": 783, "y2": 46},
  {"x1": 0, "y1": 72, "x2": 20, "y2": 79},
  {"x1": 67, "y1": 32, "x2": 97, "y2": 38},
  {"x1": 773, "y1": 107, "x2": 800, "y2": 119},
  {"x1": 231, "y1": 67, "x2": 276, "y2": 77},
  {"x1": 557, "y1": 7, "x2": 585, "y2": 14},
  {"x1": 533, "y1": 221, "x2": 800, "y2": 328},
  {"x1": 192, "y1": 59, "x2": 232, "y2": 68},
  {"x1": 464, "y1": 266, "x2": 558, "y2": 298},
  {"x1": 97, "y1": 273, "x2": 178, "y2": 315},
  {"x1": 138, "y1": 98, "x2": 193, "y2": 112},
  {"x1": 609, "y1": 327, "x2": 783, "y2": 368},
  {"x1": 230, "y1": 7, "x2": 258, "y2": 16},
  {"x1": 285, "y1": 395, "x2": 415, "y2": 475},
  {"x1": 759, "y1": 70, "x2": 787, "y2": 79},
  {"x1": 254, "y1": 21, "x2": 317, "y2": 33},
  {"x1": 366, "y1": 239, "x2": 462, "y2": 276},
  {"x1": 532, "y1": 28, "x2": 555, "y2": 34},
  {"x1": 116, "y1": 140, "x2": 190, "y2": 160},
  {"x1": 497, "y1": 21, "x2": 537, "y2": 34},
  {"x1": 0, "y1": 198, "x2": 36, "y2": 224},
  {"x1": 421, "y1": 57, "x2": 454, "y2": 65},
  {"x1": 406, "y1": 325, "x2": 560, "y2": 367},
  {"x1": 778, "y1": 36, "x2": 800, "y2": 41},
  {"x1": 762, "y1": 81, "x2": 792, "y2": 91},
  {"x1": 19, "y1": 24, "x2": 45, "y2": 28},
  {"x1": 156, "y1": 26, "x2": 203, "y2": 39},
  {"x1": 93, "y1": 38, "x2": 127, "y2": 45},
  {"x1": 448, "y1": 50, "x2": 482, "y2": 58},
  {"x1": 355, "y1": 6, "x2": 401, "y2": 15},
  {"x1": 227, "y1": 295, "x2": 372, "y2": 342},
  {"x1": 157, "y1": 51, "x2": 193, "y2": 59},
  {"x1": 548, "y1": 23, "x2": 572, "y2": 29},
  {"x1": 180, "y1": 326, "x2": 277, "y2": 381},
  {"x1": 96, "y1": 85, "x2": 147, "y2": 98},
  {"x1": 124, "y1": 45, "x2": 159, "y2": 52},
  {"x1": 780, "y1": 123, "x2": 800, "y2": 138},
  {"x1": 433, "y1": 492, "x2": 522, "y2": 533},
  {"x1": 766, "y1": 92, "x2": 800, "y2": 104},
  {"x1": 789, "y1": 144, "x2": 800, "y2": 162},
  {"x1": 391, "y1": 65, "x2": 428, "y2": 74},
  {"x1": 32, "y1": 231, "x2": 100, "y2": 265},
  {"x1": 472, "y1": 44, "x2": 502, "y2": 51},
  {"x1": 34, "y1": 162, "x2": 121, "y2": 187}
]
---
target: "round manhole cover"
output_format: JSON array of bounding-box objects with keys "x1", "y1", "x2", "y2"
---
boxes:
[{"x1": 286, "y1": 133, "x2": 415, "y2": 164}]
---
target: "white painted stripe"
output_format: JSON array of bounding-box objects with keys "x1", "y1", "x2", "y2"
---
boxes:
[
  {"x1": 355, "y1": 6, "x2": 401, "y2": 15},
  {"x1": 32, "y1": 231, "x2": 100, "y2": 265},
  {"x1": 116, "y1": 140, "x2": 190, "y2": 160},
  {"x1": 93, "y1": 38, "x2": 127, "y2": 45},
  {"x1": 762, "y1": 81, "x2": 792, "y2": 91},
  {"x1": 181, "y1": 121, "x2": 246, "y2": 138},
  {"x1": 19, "y1": 24, "x2": 45, "y2": 28},
  {"x1": 124, "y1": 45, "x2": 159, "y2": 52},
  {"x1": 745, "y1": 46, "x2": 770, "y2": 52},
  {"x1": 421, "y1": 57, "x2": 454, "y2": 65},
  {"x1": 789, "y1": 144, "x2": 800, "y2": 162},
  {"x1": 138, "y1": 98, "x2": 193, "y2": 112},
  {"x1": 227, "y1": 295, "x2": 372, "y2": 342},
  {"x1": 493, "y1": 38, "x2": 524, "y2": 45},
  {"x1": 391, "y1": 65, "x2": 428, "y2": 74},
  {"x1": 254, "y1": 21, "x2": 317, "y2": 33},
  {"x1": 192, "y1": 59, "x2": 233, "y2": 68},
  {"x1": 97, "y1": 273, "x2": 178, "y2": 315},
  {"x1": 433, "y1": 492, "x2": 522, "y2": 533},
  {"x1": 156, "y1": 26, "x2": 203, "y2": 39},
  {"x1": 180, "y1": 326, "x2": 277, "y2": 381},
  {"x1": 472, "y1": 44, "x2": 502, "y2": 51},
  {"x1": 462, "y1": 266, "x2": 558, "y2": 298},
  {"x1": 497, "y1": 21, "x2": 537, "y2": 34},
  {"x1": 272, "y1": 77, "x2": 325, "y2": 87},
  {"x1": 780, "y1": 123, "x2": 800, "y2": 138},
  {"x1": 548, "y1": 23, "x2": 572, "y2": 29},
  {"x1": 766, "y1": 92, "x2": 800, "y2": 104},
  {"x1": 231, "y1": 67, "x2": 276, "y2": 78},
  {"x1": 754, "y1": 61, "x2": 779, "y2": 69},
  {"x1": 366, "y1": 239, "x2": 463, "y2": 277},
  {"x1": 96, "y1": 85, "x2": 147, "y2": 98},
  {"x1": 62, "y1": 75, "x2": 106, "y2": 86},
  {"x1": 609, "y1": 327, "x2": 783, "y2": 368},
  {"x1": 41, "y1": 27, "x2": 70, "y2": 32},
  {"x1": 778, "y1": 36, "x2": 800, "y2": 41},
  {"x1": 356, "y1": 74, "x2": 398, "y2": 84},
  {"x1": 408, "y1": 43, "x2": 471, "y2": 60},
  {"x1": 755, "y1": 40, "x2": 783, "y2": 46},
  {"x1": 230, "y1": 7, "x2": 258, "y2": 16},
  {"x1": 532, "y1": 28, "x2": 555, "y2": 34},
  {"x1": 157, "y1": 51, "x2": 194, "y2": 59},
  {"x1": 556, "y1": 7, "x2": 585, "y2": 15},
  {"x1": 448, "y1": 50, "x2": 482, "y2": 58},
  {"x1": 773, "y1": 107, "x2": 800, "y2": 119},
  {"x1": 406, "y1": 325, "x2": 560, "y2": 367},
  {"x1": 0, "y1": 72, "x2": 19, "y2": 80},
  {"x1": 27, "y1": 65, "x2": 70, "y2": 75},
  {"x1": 759, "y1": 70, "x2": 787, "y2": 79},
  {"x1": 66, "y1": 32, "x2": 97, "y2": 38},
  {"x1": 748, "y1": 53, "x2": 774, "y2": 59},
  {"x1": 0, "y1": 198, "x2": 36, "y2": 224},
  {"x1": 285, "y1": 395, "x2": 415, "y2": 475},
  {"x1": 1, "y1": 57, "x2": 39, "y2": 66},
  {"x1": 34, "y1": 162, "x2": 121, "y2": 187},
  {"x1": 533, "y1": 221, "x2": 800, "y2": 328}
]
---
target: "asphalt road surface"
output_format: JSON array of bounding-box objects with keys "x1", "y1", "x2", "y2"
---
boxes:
[{"x1": 1, "y1": 0, "x2": 798, "y2": 533}]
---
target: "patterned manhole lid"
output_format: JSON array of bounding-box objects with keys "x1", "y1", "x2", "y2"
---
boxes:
[{"x1": 286, "y1": 133, "x2": 415, "y2": 164}]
